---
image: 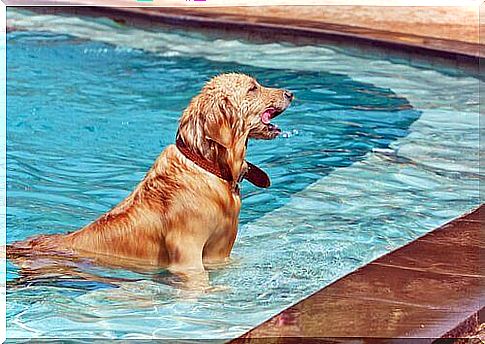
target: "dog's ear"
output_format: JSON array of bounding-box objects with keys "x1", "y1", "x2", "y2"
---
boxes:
[
  {"x1": 225, "y1": 131, "x2": 249, "y2": 183},
  {"x1": 178, "y1": 92, "x2": 238, "y2": 155},
  {"x1": 178, "y1": 88, "x2": 249, "y2": 183},
  {"x1": 201, "y1": 94, "x2": 249, "y2": 182},
  {"x1": 203, "y1": 95, "x2": 244, "y2": 149}
]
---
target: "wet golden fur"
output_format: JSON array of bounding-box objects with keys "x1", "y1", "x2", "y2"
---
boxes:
[{"x1": 7, "y1": 73, "x2": 292, "y2": 277}]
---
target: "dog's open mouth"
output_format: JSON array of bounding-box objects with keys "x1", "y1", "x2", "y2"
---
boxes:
[{"x1": 261, "y1": 107, "x2": 284, "y2": 133}]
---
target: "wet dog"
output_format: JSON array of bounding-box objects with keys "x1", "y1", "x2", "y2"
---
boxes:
[{"x1": 7, "y1": 73, "x2": 293, "y2": 279}]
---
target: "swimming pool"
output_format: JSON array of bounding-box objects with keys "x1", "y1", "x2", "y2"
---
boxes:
[{"x1": 6, "y1": 9, "x2": 481, "y2": 340}]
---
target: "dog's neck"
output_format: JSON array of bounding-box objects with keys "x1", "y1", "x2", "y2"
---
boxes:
[
  {"x1": 176, "y1": 132, "x2": 270, "y2": 190},
  {"x1": 176, "y1": 129, "x2": 246, "y2": 185},
  {"x1": 176, "y1": 135, "x2": 235, "y2": 184}
]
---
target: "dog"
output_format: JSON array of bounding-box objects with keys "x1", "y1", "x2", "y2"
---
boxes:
[{"x1": 7, "y1": 73, "x2": 293, "y2": 279}]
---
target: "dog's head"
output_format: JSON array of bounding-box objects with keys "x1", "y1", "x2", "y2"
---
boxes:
[
  {"x1": 178, "y1": 73, "x2": 293, "y2": 182},
  {"x1": 179, "y1": 73, "x2": 292, "y2": 146},
  {"x1": 201, "y1": 73, "x2": 293, "y2": 140}
]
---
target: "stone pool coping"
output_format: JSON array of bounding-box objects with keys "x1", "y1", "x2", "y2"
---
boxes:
[
  {"x1": 230, "y1": 205, "x2": 484, "y2": 342},
  {"x1": 107, "y1": 6, "x2": 483, "y2": 59}
]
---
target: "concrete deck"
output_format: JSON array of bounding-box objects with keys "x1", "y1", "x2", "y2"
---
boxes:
[{"x1": 230, "y1": 205, "x2": 484, "y2": 342}]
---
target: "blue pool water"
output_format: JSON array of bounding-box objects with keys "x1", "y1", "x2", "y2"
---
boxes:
[{"x1": 6, "y1": 9, "x2": 481, "y2": 340}]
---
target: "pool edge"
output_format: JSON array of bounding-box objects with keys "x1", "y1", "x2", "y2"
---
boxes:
[
  {"x1": 229, "y1": 204, "x2": 484, "y2": 342},
  {"x1": 11, "y1": 5, "x2": 482, "y2": 74}
]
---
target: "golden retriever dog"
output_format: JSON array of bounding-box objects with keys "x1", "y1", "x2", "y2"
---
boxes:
[{"x1": 7, "y1": 73, "x2": 293, "y2": 280}]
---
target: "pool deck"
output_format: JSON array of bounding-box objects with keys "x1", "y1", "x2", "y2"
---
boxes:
[{"x1": 231, "y1": 205, "x2": 484, "y2": 342}]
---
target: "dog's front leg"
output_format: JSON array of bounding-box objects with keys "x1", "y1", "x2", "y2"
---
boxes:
[{"x1": 165, "y1": 234, "x2": 209, "y2": 288}]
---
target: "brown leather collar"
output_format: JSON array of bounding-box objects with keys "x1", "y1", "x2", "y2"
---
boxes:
[{"x1": 176, "y1": 136, "x2": 270, "y2": 189}]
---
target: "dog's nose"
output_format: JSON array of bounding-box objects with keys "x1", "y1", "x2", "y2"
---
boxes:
[{"x1": 284, "y1": 90, "x2": 294, "y2": 101}]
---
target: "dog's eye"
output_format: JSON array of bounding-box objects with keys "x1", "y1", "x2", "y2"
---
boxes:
[{"x1": 248, "y1": 84, "x2": 258, "y2": 93}]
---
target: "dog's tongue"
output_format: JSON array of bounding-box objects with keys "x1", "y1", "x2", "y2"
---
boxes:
[{"x1": 261, "y1": 110, "x2": 272, "y2": 125}]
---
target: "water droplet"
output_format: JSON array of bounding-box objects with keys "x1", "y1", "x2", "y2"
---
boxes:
[{"x1": 281, "y1": 129, "x2": 299, "y2": 138}]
